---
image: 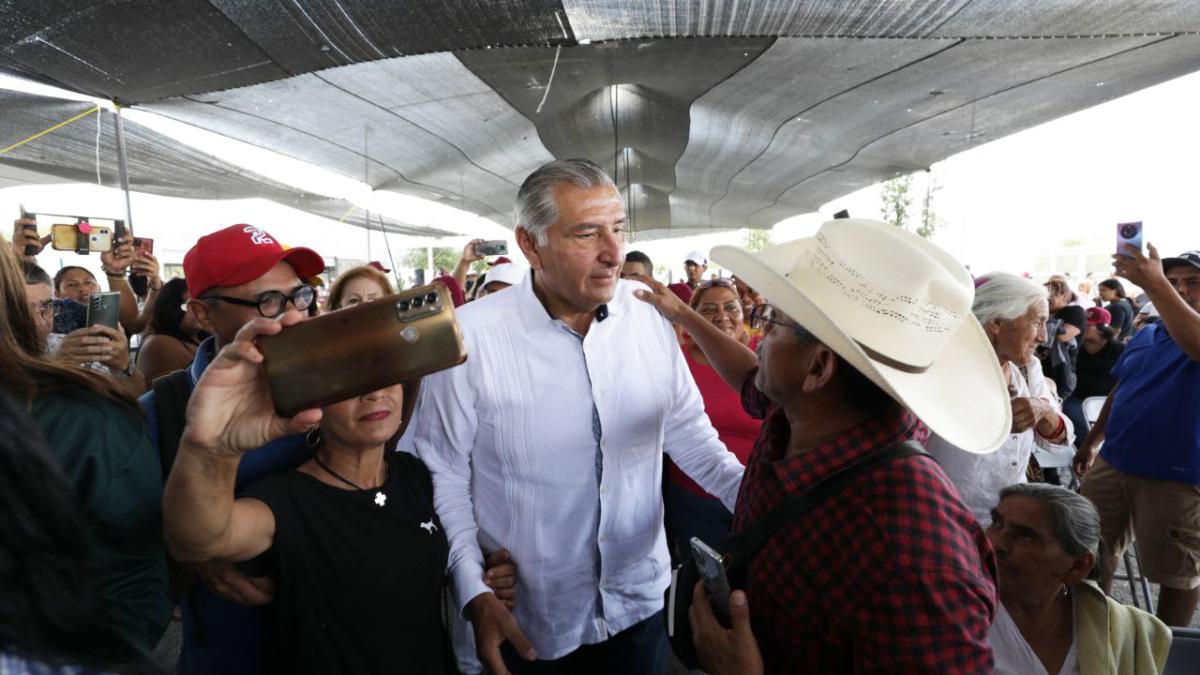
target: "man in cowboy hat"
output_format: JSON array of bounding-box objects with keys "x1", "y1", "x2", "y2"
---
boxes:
[
  {"x1": 1075, "y1": 245, "x2": 1200, "y2": 627},
  {"x1": 633, "y1": 218, "x2": 1007, "y2": 674}
]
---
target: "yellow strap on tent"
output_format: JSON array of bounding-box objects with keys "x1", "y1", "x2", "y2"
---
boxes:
[
  {"x1": 0, "y1": 104, "x2": 101, "y2": 156},
  {"x1": 336, "y1": 203, "x2": 358, "y2": 223}
]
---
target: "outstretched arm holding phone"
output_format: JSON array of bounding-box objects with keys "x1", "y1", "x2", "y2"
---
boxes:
[{"x1": 1114, "y1": 243, "x2": 1200, "y2": 361}]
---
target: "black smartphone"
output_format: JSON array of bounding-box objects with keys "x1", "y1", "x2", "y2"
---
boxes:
[
  {"x1": 474, "y1": 240, "x2": 508, "y2": 257},
  {"x1": 85, "y1": 292, "x2": 121, "y2": 330},
  {"x1": 18, "y1": 204, "x2": 38, "y2": 256},
  {"x1": 129, "y1": 237, "x2": 154, "y2": 297},
  {"x1": 690, "y1": 537, "x2": 732, "y2": 628}
]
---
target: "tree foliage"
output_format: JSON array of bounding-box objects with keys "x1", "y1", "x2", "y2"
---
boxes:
[
  {"x1": 880, "y1": 172, "x2": 941, "y2": 240},
  {"x1": 400, "y1": 247, "x2": 464, "y2": 274},
  {"x1": 879, "y1": 174, "x2": 913, "y2": 230},
  {"x1": 744, "y1": 228, "x2": 773, "y2": 253}
]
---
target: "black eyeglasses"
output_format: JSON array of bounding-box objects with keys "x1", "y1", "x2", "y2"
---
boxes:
[
  {"x1": 748, "y1": 304, "x2": 816, "y2": 342},
  {"x1": 202, "y1": 284, "x2": 316, "y2": 318}
]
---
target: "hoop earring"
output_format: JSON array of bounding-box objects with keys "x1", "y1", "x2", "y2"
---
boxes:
[{"x1": 305, "y1": 426, "x2": 322, "y2": 448}]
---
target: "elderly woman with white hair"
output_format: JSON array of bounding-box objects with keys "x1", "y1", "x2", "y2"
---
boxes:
[
  {"x1": 988, "y1": 482, "x2": 1171, "y2": 674},
  {"x1": 925, "y1": 272, "x2": 1074, "y2": 524}
]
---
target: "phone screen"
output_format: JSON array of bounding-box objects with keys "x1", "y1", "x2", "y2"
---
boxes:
[
  {"x1": 1116, "y1": 221, "x2": 1143, "y2": 256},
  {"x1": 133, "y1": 237, "x2": 154, "y2": 256}
]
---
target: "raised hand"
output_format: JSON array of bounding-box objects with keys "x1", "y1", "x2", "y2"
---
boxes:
[
  {"x1": 181, "y1": 312, "x2": 321, "y2": 457},
  {"x1": 131, "y1": 251, "x2": 163, "y2": 291},
  {"x1": 1112, "y1": 243, "x2": 1168, "y2": 292},
  {"x1": 631, "y1": 274, "x2": 692, "y2": 324},
  {"x1": 101, "y1": 235, "x2": 134, "y2": 274}
]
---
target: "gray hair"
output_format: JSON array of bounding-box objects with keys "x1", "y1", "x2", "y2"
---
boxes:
[
  {"x1": 972, "y1": 272, "x2": 1048, "y2": 325},
  {"x1": 999, "y1": 482, "x2": 1100, "y2": 558},
  {"x1": 514, "y1": 159, "x2": 617, "y2": 245}
]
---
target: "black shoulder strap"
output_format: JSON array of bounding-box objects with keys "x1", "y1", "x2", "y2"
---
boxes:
[
  {"x1": 152, "y1": 368, "x2": 193, "y2": 481},
  {"x1": 723, "y1": 441, "x2": 929, "y2": 573}
]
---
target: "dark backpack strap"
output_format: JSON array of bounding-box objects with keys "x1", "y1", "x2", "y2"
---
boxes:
[
  {"x1": 722, "y1": 441, "x2": 929, "y2": 574},
  {"x1": 152, "y1": 368, "x2": 193, "y2": 481}
]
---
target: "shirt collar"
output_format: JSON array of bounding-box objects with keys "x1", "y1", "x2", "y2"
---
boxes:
[
  {"x1": 189, "y1": 335, "x2": 217, "y2": 386},
  {"x1": 515, "y1": 269, "x2": 622, "y2": 330},
  {"x1": 763, "y1": 406, "x2": 921, "y2": 490}
]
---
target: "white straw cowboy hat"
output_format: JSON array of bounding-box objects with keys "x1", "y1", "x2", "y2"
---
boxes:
[{"x1": 711, "y1": 218, "x2": 1010, "y2": 454}]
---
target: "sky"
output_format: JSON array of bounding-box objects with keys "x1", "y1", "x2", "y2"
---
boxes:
[{"x1": 4, "y1": 67, "x2": 1199, "y2": 284}]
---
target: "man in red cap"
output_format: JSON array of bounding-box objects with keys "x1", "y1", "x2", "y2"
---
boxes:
[{"x1": 139, "y1": 223, "x2": 325, "y2": 675}]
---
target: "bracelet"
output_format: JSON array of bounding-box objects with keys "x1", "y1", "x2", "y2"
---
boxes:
[
  {"x1": 1037, "y1": 415, "x2": 1067, "y2": 441},
  {"x1": 102, "y1": 267, "x2": 126, "y2": 278}
]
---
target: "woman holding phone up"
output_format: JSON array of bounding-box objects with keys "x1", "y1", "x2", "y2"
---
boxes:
[{"x1": 162, "y1": 311, "x2": 517, "y2": 674}]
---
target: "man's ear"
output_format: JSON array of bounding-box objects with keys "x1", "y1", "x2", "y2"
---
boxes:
[
  {"x1": 516, "y1": 227, "x2": 543, "y2": 271},
  {"x1": 186, "y1": 298, "x2": 216, "y2": 334},
  {"x1": 801, "y1": 344, "x2": 839, "y2": 394}
]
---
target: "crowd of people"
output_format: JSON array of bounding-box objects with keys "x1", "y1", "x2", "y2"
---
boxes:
[{"x1": 0, "y1": 157, "x2": 1195, "y2": 675}]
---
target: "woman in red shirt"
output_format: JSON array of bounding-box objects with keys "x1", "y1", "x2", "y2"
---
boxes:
[{"x1": 666, "y1": 279, "x2": 762, "y2": 560}]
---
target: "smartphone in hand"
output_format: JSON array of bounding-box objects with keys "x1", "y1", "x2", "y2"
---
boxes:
[
  {"x1": 691, "y1": 537, "x2": 732, "y2": 628},
  {"x1": 258, "y1": 283, "x2": 468, "y2": 417},
  {"x1": 474, "y1": 240, "x2": 508, "y2": 257},
  {"x1": 86, "y1": 292, "x2": 121, "y2": 330},
  {"x1": 1116, "y1": 221, "x2": 1143, "y2": 257},
  {"x1": 51, "y1": 222, "x2": 113, "y2": 254}
]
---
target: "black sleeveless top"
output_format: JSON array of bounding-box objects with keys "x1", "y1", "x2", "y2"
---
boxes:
[{"x1": 243, "y1": 451, "x2": 451, "y2": 674}]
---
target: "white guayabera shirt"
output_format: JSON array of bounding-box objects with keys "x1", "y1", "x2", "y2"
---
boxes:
[{"x1": 409, "y1": 272, "x2": 745, "y2": 660}]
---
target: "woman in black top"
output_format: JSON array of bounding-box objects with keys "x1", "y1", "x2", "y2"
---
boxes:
[
  {"x1": 162, "y1": 314, "x2": 516, "y2": 674},
  {"x1": 1062, "y1": 317, "x2": 1125, "y2": 447},
  {"x1": 1041, "y1": 279, "x2": 1086, "y2": 400},
  {"x1": 1097, "y1": 278, "x2": 1135, "y2": 340}
]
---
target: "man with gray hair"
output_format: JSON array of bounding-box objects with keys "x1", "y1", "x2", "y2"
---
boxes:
[{"x1": 409, "y1": 158, "x2": 746, "y2": 674}]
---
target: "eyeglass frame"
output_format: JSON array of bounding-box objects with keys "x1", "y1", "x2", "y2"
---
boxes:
[
  {"x1": 747, "y1": 303, "x2": 817, "y2": 342},
  {"x1": 200, "y1": 284, "x2": 316, "y2": 318}
]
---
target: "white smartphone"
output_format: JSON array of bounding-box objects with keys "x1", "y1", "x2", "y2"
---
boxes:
[
  {"x1": 1116, "y1": 221, "x2": 1143, "y2": 257},
  {"x1": 690, "y1": 537, "x2": 732, "y2": 627}
]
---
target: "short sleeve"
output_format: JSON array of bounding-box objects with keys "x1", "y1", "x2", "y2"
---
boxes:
[
  {"x1": 240, "y1": 474, "x2": 291, "y2": 520},
  {"x1": 1110, "y1": 325, "x2": 1153, "y2": 381}
]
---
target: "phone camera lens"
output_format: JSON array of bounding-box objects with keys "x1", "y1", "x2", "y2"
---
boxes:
[
  {"x1": 398, "y1": 300, "x2": 411, "y2": 312},
  {"x1": 411, "y1": 296, "x2": 424, "y2": 308},
  {"x1": 425, "y1": 292, "x2": 438, "y2": 305},
  {"x1": 1120, "y1": 224, "x2": 1138, "y2": 239}
]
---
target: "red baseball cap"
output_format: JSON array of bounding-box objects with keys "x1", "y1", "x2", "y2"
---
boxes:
[
  {"x1": 183, "y1": 224, "x2": 325, "y2": 298},
  {"x1": 1086, "y1": 307, "x2": 1112, "y2": 326}
]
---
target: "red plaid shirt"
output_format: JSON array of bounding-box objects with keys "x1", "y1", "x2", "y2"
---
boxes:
[{"x1": 734, "y1": 371, "x2": 997, "y2": 673}]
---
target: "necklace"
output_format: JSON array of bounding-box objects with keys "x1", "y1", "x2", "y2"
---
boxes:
[{"x1": 313, "y1": 452, "x2": 388, "y2": 507}]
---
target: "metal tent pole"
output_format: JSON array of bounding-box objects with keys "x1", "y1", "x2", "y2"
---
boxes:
[{"x1": 113, "y1": 106, "x2": 134, "y2": 232}]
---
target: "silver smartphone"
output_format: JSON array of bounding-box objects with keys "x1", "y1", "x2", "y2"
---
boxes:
[{"x1": 690, "y1": 537, "x2": 732, "y2": 627}]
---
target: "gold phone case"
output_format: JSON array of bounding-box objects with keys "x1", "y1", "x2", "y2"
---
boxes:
[
  {"x1": 258, "y1": 284, "x2": 467, "y2": 417},
  {"x1": 50, "y1": 224, "x2": 113, "y2": 253}
]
